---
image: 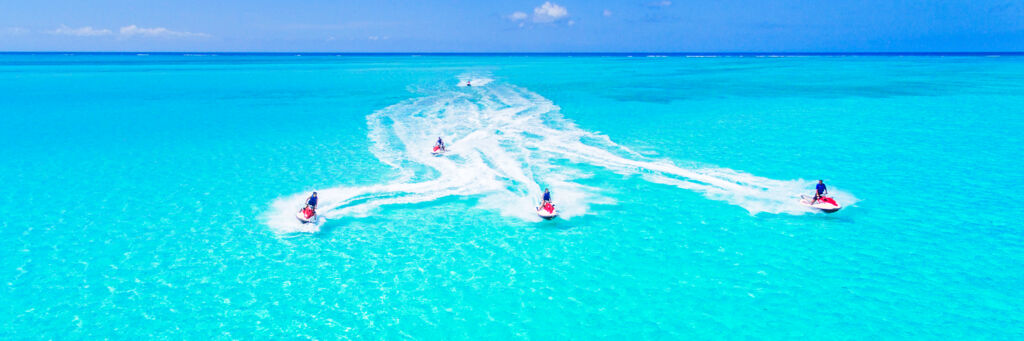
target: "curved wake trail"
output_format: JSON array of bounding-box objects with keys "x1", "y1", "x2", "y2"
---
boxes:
[{"x1": 266, "y1": 76, "x2": 856, "y2": 233}]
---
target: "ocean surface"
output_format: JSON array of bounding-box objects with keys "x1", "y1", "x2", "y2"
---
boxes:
[{"x1": 1, "y1": 53, "x2": 1022, "y2": 339}]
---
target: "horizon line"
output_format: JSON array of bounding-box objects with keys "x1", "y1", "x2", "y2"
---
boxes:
[{"x1": 2, "y1": 51, "x2": 1023, "y2": 55}]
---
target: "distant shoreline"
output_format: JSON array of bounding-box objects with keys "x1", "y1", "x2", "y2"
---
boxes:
[{"x1": 2, "y1": 51, "x2": 1023, "y2": 57}]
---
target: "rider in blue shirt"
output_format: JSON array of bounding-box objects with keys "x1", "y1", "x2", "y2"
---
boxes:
[
  {"x1": 542, "y1": 188, "x2": 551, "y2": 204},
  {"x1": 306, "y1": 192, "x2": 318, "y2": 210},
  {"x1": 814, "y1": 180, "x2": 827, "y2": 202},
  {"x1": 436, "y1": 137, "x2": 446, "y2": 151}
]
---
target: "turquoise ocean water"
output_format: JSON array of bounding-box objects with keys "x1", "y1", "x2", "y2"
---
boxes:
[{"x1": 1, "y1": 54, "x2": 1022, "y2": 339}]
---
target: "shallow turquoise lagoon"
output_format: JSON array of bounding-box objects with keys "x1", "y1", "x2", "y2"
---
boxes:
[{"x1": 1, "y1": 54, "x2": 1022, "y2": 339}]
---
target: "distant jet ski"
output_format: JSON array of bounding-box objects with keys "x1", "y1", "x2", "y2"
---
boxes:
[
  {"x1": 433, "y1": 136, "x2": 449, "y2": 156},
  {"x1": 431, "y1": 145, "x2": 448, "y2": 156},
  {"x1": 800, "y1": 195, "x2": 842, "y2": 213},
  {"x1": 296, "y1": 206, "x2": 319, "y2": 223},
  {"x1": 536, "y1": 202, "x2": 558, "y2": 220}
]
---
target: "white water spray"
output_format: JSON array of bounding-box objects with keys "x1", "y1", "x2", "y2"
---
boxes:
[{"x1": 266, "y1": 76, "x2": 856, "y2": 233}]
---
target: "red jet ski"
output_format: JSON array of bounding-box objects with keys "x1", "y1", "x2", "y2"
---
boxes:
[
  {"x1": 296, "y1": 206, "x2": 319, "y2": 223},
  {"x1": 536, "y1": 202, "x2": 558, "y2": 220},
  {"x1": 431, "y1": 145, "x2": 448, "y2": 156},
  {"x1": 800, "y1": 195, "x2": 842, "y2": 213}
]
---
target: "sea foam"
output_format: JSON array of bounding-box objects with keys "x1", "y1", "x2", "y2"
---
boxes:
[{"x1": 266, "y1": 76, "x2": 857, "y2": 233}]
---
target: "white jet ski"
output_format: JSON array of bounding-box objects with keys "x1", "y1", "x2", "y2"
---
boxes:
[
  {"x1": 431, "y1": 146, "x2": 448, "y2": 156},
  {"x1": 536, "y1": 202, "x2": 558, "y2": 220},
  {"x1": 296, "y1": 207, "x2": 319, "y2": 223},
  {"x1": 800, "y1": 195, "x2": 842, "y2": 213}
]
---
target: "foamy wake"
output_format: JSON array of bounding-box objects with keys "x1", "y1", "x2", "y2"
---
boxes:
[{"x1": 266, "y1": 75, "x2": 856, "y2": 233}]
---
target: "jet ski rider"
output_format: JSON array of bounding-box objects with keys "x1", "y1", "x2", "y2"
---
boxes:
[
  {"x1": 306, "y1": 192, "x2": 318, "y2": 211},
  {"x1": 813, "y1": 180, "x2": 827, "y2": 203},
  {"x1": 542, "y1": 188, "x2": 551, "y2": 205},
  {"x1": 436, "y1": 137, "x2": 446, "y2": 152}
]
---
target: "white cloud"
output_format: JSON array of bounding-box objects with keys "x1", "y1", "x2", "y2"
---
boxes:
[
  {"x1": 1, "y1": 27, "x2": 29, "y2": 35},
  {"x1": 43, "y1": 24, "x2": 210, "y2": 39},
  {"x1": 603, "y1": 9, "x2": 613, "y2": 17},
  {"x1": 507, "y1": 2, "x2": 571, "y2": 27},
  {"x1": 647, "y1": 1, "x2": 672, "y2": 7},
  {"x1": 533, "y1": 2, "x2": 569, "y2": 23},
  {"x1": 48, "y1": 25, "x2": 112, "y2": 37},
  {"x1": 367, "y1": 36, "x2": 389, "y2": 41},
  {"x1": 119, "y1": 25, "x2": 210, "y2": 38}
]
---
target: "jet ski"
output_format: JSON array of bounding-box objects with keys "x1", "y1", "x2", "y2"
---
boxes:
[
  {"x1": 296, "y1": 206, "x2": 319, "y2": 223},
  {"x1": 800, "y1": 195, "x2": 842, "y2": 213},
  {"x1": 536, "y1": 202, "x2": 558, "y2": 220},
  {"x1": 431, "y1": 145, "x2": 448, "y2": 156}
]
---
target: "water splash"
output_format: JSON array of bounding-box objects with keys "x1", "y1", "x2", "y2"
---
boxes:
[{"x1": 266, "y1": 76, "x2": 856, "y2": 233}]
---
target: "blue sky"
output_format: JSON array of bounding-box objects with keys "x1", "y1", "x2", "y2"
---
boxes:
[{"x1": 1, "y1": 0, "x2": 1022, "y2": 52}]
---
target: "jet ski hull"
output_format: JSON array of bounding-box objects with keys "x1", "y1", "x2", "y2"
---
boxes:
[
  {"x1": 536, "y1": 205, "x2": 558, "y2": 220},
  {"x1": 432, "y1": 145, "x2": 449, "y2": 156},
  {"x1": 296, "y1": 211, "x2": 319, "y2": 223},
  {"x1": 800, "y1": 195, "x2": 842, "y2": 213}
]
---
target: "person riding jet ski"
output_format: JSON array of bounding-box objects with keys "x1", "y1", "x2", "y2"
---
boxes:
[
  {"x1": 297, "y1": 191, "x2": 320, "y2": 223},
  {"x1": 800, "y1": 180, "x2": 842, "y2": 213},
  {"x1": 306, "y1": 192, "x2": 318, "y2": 210},
  {"x1": 433, "y1": 137, "x2": 447, "y2": 154},
  {"x1": 813, "y1": 180, "x2": 827, "y2": 203},
  {"x1": 297, "y1": 204, "x2": 317, "y2": 223},
  {"x1": 537, "y1": 188, "x2": 557, "y2": 219}
]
